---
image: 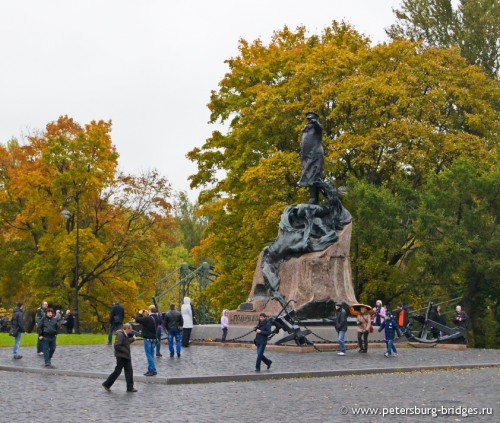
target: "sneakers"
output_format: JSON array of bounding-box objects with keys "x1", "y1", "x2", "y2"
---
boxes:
[
  {"x1": 255, "y1": 369, "x2": 261, "y2": 372},
  {"x1": 144, "y1": 371, "x2": 157, "y2": 376},
  {"x1": 102, "y1": 383, "x2": 111, "y2": 392},
  {"x1": 127, "y1": 388, "x2": 138, "y2": 392},
  {"x1": 156, "y1": 353, "x2": 162, "y2": 357},
  {"x1": 393, "y1": 353, "x2": 398, "y2": 357},
  {"x1": 267, "y1": 361, "x2": 272, "y2": 370},
  {"x1": 37, "y1": 352, "x2": 44, "y2": 356},
  {"x1": 44, "y1": 363, "x2": 55, "y2": 368},
  {"x1": 384, "y1": 352, "x2": 391, "y2": 358},
  {"x1": 337, "y1": 352, "x2": 346, "y2": 356},
  {"x1": 13, "y1": 355, "x2": 23, "y2": 359}
]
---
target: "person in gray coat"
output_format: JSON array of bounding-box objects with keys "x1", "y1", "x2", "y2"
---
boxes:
[
  {"x1": 11, "y1": 302, "x2": 26, "y2": 359},
  {"x1": 102, "y1": 323, "x2": 137, "y2": 392}
]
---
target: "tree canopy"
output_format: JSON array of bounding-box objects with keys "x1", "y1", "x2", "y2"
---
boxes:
[
  {"x1": 188, "y1": 22, "x2": 499, "y2": 345},
  {"x1": 0, "y1": 116, "x2": 176, "y2": 329}
]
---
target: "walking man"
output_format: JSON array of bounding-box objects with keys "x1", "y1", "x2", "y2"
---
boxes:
[
  {"x1": 35, "y1": 301, "x2": 48, "y2": 355},
  {"x1": 12, "y1": 302, "x2": 25, "y2": 359},
  {"x1": 335, "y1": 302, "x2": 348, "y2": 355},
  {"x1": 254, "y1": 313, "x2": 272, "y2": 372},
  {"x1": 163, "y1": 303, "x2": 184, "y2": 358},
  {"x1": 102, "y1": 323, "x2": 137, "y2": 392}
]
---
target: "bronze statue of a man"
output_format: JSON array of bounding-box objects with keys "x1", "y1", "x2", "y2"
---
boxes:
[{"x1": 298, "y1": 111, "x2": 324, "y2": 204}]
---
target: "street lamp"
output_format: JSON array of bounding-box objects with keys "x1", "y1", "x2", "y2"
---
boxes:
[{"x1": 61, "y1": 196, "x2": 80, "y2": 334}]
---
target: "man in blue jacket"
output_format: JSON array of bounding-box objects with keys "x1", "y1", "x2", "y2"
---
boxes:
[{"x1": 254, "y1": 313, "x2": 272, "y2": 372}]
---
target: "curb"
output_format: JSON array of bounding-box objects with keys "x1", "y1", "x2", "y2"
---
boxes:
[{"x1": 1, "y1": 362, "x2": 498, "y2": 385}]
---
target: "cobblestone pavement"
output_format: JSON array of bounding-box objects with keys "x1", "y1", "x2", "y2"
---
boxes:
[{"x1": 1, "y1": 343, "x2": 499, "y2": 422}]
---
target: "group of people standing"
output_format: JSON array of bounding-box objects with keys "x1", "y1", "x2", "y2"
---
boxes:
[
  {"x1": 102, "y1": 297, "x2": 194, "y2": 392},
  {"x1": 335, "y1": 300, "x2": 469, "y2": 358},
  {"x1": 10, "y1": 300, "x2": 74, "y2": 365}
]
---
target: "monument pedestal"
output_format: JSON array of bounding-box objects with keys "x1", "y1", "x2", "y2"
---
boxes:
[{"x1": 229, "y1": 223, "x2": 357, "y2": 324}]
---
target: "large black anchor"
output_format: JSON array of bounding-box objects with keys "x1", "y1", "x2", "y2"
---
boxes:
[{"x1": 269, "y1": 299, "x2": 313, "y2": 346}]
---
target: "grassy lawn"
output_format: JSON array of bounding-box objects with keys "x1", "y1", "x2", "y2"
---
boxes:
[{"x1": 0, "y1": 333, "x2": 107, "y2": 348}]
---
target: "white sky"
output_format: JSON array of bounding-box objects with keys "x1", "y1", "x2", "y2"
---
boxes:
[{"x1": 0, "y1": 0, "x2": 401, "y2": 201}]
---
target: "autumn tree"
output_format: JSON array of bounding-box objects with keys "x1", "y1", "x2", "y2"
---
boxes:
[
  {"x1": 386, "y1": 0, "x2": 500, "y2": 77},
  {"x1": 0, "y1": 116, "x2": 175, "y2": 330}
]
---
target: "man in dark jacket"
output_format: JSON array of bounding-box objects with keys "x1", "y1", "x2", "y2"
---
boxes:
[
  {"x1": 135, "y1": 309, "x2": 158, "y2": 376},
  {"x1": 37, "y1": 308, "x2": 59, "y2": 367},
  {"x1": 254, "y1": 313, "x2": 272, "y2": 371},
  {"x1": 335, "y1": 302, "x2": 348, "y2": 355},
  {"x1": 102, "y1": 323, "x2": 137, "y2": 392},
  {"x1": 35, "y1": 301, "x2": 48, "y2": 354},
  {"x1": 108, "y1": 301, "x2": 125, "y2": 345},
  {"x1": 163, "y1": 303, "x2": 184, "y2": 358},
  {"x1": 11, "y1": 302, "x2": 25, "y2": 359}
]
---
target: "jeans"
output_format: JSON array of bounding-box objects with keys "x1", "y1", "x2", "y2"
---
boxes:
[
  {"x1": 221, "y1": 327, "x2": 228, "y2": 342},
  {"x1": 156, "y1": 327, "x2": 163, "y2": 355},
  {"x1": 386, "y1": 339, "x2": 397, "y2": 355},
  {"x1": 255, "y1": 343, "x2": 271, "y2": 370},
  {"x1": 42, "y1": 337, "x2": 56, "y2": 365},
  {"x1": 168, "y1": 329, "x2": 182, "y2": 356},
  {"x1": 143, "y1": 339, "x2": 157, "y2": 372},
  {"x1": 337, "y1": 330, "x2": 346, "y2": 353},
  {"x1": 13, "y1": 331, "x2": 22, "y2": 357},
  {"x1": 108, "y1": 323, "x2": 122, "y2": 344},
  {"x1": 103, "y1": 357, "x2": 134, "y2": 391}
]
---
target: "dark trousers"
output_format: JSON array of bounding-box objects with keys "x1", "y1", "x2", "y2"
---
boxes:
[
  {"x1": 103, "y1": 357, "x2": 134, "y2": 391},
  {"x1": 42, "y1": 337, "x2": 56, "y2": 365},
  {"x1": 357, "y1": 330, "x2": 369, "y2": 351},
  {"x1": 256, "y1": 343, "x2": 271, "y2": 370},
  {"x1": 182, "y1": 328, "x2": 192, "y2": 347},
  {"x1": 221, "y1": 327, "x2": 228, "y2": 342}
]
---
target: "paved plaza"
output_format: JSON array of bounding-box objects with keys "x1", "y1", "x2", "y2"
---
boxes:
[{"x1": 1, "y1": 342, "x2": 499, "y2": 422}]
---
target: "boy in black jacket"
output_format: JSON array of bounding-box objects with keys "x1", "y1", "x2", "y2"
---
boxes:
[
  {"x1": 102, "y1": 323, "x2": 137, "y2": 392},
  {"x1": 37, "y1": 308, "x2": 59, "y2": 368},
  {"x1": 254, "y1": 313, "x2": 272, "y2": 372}
]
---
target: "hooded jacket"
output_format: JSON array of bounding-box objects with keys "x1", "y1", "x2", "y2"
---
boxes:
[
  {"x1": 221, "y1": 310, "x2": 229, "y2": 329},
  {"x1": 114, "y1": 329, "x2": 134, "y2": 360},
  {"x1": 181, "y1": 297, "x2": 193, "y2": 329},
  {"x1": 12, "y1": 306, "x2": 25, "y2": 332}
]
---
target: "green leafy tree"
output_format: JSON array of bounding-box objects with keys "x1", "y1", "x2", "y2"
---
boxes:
[{"x1": 386, "y1": 0, "x2": 500, "y2": 77}]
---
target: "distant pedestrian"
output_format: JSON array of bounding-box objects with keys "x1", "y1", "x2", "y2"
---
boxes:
[
  {"x1": 395, "y1": 303, "x2": 409, "y2": 333},
  {"x1": 254, "y1": 313, "x2": 272, "y2": 371},
  {"x1": 430, "y1": 305, "x2": 446, "y2": 339},
  {"x1": 334, "y1": 302, "x2": 347, "y2": 356},
  {"x1": 148, "y1": 305, "x2": 163, "y2": 357},
  {"x1": 108, "y1": 301, "x2": 124, "y2": 345},
  {"x1": 378, "y1": 311, "x2": 401, "y2": 357},
  {"x1": 37, "y1": 308, "x2": 60, "y2": 367},
  {"x1": 181, "y1": 297, "x2": 193, "y2": 348},
  {"x1": 163, "y1": 304, "x2": 184, "y2": 358},
  {"x1": 11, "y1": 302, "x2": 26, "y2": 359},
  {"x1": 453, "y1": 305, "x2": 469, "y2": 344},
  {"x1": 35, "y1": 301, "x2": 48, "y2": 355},
  {"x1": 372, "y1": 300, "x2": 386, "y2": 326},
  {"x1": 65, "y1": 309, "x2": 74, "y2": 334},
  {"x1": 221, "y1": 309, "x2": 229, "y2": 342},
  {"x1": 55, "y1": 309, "x2": 62, "y2": 323},
  {"x1": 102, "y1": 323, "x2": 137, "y2": 392},
  {"x1": 356, "y1": 306, "x2": 371, "y2": 353},
  {"x1": 135, "y1": 308, "x2": 158, "y2": 376}
]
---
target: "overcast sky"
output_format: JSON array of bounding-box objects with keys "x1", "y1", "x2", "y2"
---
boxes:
[{"x1": 0, "y1": 0, "x2": 401, "y2": 201}]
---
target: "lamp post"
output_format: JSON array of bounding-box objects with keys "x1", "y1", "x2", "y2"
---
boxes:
[{"x1": 61, "y1": 195, "x2": 80, "y2": 334}]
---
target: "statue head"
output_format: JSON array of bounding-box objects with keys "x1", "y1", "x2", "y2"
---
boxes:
[{"x1": 305, "y1": 111, "x2": 319, "y2": 121}]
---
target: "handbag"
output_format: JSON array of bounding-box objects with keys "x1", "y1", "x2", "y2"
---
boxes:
[
  {"x1": 369, "y1": 326, "x2": 374, "y2": 333},
  {"x1": 9, "y1": 327, "x2": 19, "y2": 337}
]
